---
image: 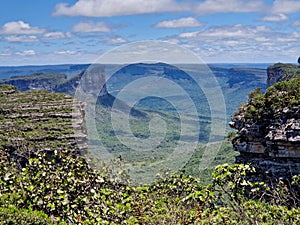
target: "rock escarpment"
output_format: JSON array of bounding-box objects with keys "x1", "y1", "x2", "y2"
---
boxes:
[
  {"x1": 0, "y1": 85, "x2": 87, "y2": 165},
  {"x1": 0, "y1": 73, "x2": 67, "y2": 92},
  {"x1": 267, "y1": 63, "x2": 300, "y2": 87},
  {"x1": 0, "y1": 66, "x2": 108, "y2": 97},
  {"x1": 230, "y1": 64, "x2": 300, "y2": 178}
]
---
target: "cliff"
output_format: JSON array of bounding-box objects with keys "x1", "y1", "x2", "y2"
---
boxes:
[
  {"x1": 0, "y1": 66, "x2": 108, "y2": 97},
  {"x1": 230, "y1": 63, "x2": 300, "y2": 179},
  {"x1": 0, "y1": 72, "x2": 67, "y2": 91},
  {"x1": 0, "y1": 84, "x2": 87, "y2": 166},
  {"x1": 267, "y1": 63, "x2": 300, "y2": 87}
]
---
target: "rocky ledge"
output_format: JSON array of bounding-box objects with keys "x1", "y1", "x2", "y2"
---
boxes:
[
  {"x1": 267, "y1": 63, "x2": 300, "y2": 87},
  {"x1": 230, "y1": 64, "x2": 300, "y2": 179},
  {"x1": 0, "y1": 85, "x2": 87, "y2": 166}
]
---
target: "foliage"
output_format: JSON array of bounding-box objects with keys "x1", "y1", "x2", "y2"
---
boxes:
[
  {"x1": 1, "y1": 147, "x2": 299, "y2": 224},
  {"x1": 236, "y1": 77, "x2": 300, "y2": 123},
  {"x1": 268, "y1": 63, "x2": 300, "y2": 81},
  {"x1": 0, "y1": 205, "x2": 54, "y2": 225}
]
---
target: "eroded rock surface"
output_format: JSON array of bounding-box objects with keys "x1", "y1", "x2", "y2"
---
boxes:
[
  {"x1": 0, "y1": 85, "x2": 87, "y2": 165},
  {"x1": 230, "y1": 63, "x2": 300, "y2": 179}
]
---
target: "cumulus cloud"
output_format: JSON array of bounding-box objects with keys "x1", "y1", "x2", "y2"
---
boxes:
[
  {"x1": 194, "y1": 0, "x2": 266, "y2": 15},
  {"x1": 262, "y1": 13, "x2": 288, "y2": 22},
  {"x1": 53, "y1": 0, "x2": 267, "y2": 17},
  {"x1": 43, "y1": 31, "x2": 72, "y2": 39},
  {"x1": 272, "y1": 0, "x2": 300, "y2": 14},
  {"x1": 0, "y1": 21, "x2": 45, "y2": 35},
  {"x1": 4, "y1": 35, "x2": 39, "y2": 42},
  {"x1": 73, "y1": 21, "x2": 111, "y2": 32},
  {"x1": 154, "y1": 17, "x2": 203, "y2": 28},
  {"x1": 16, "y1": 50, "x2": 36, "y2": 56},
  {"x1": 53, "y1": 0, "x2": 186, "y2": 17}
]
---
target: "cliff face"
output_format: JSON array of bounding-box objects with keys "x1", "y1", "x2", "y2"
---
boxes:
[
  {"x1": 0, "y1": 67, "x2": 108, "y2": 97},
  {"x1": 230, "y1": 64, "x2": 300, "y2": 178},
  {"x1": 0, "y1": 73, "x2": 67, "y2": 92},
  {"x1": 267, "y1": 63, "x2": 300, "y2": 87},
  {"x1": 0, "y1": 85, "x2": 87, "y2": 166}
]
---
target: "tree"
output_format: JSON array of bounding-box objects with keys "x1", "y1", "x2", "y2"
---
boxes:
[{"x1": 298, "y1": 56, "x2": 300, "y2": 65}]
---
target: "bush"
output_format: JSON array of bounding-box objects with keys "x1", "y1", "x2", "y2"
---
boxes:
[
  {"x1": 0, "y1": 148, "x2": 299, "y2": 224},
  {"x1": 0, "y1": 206, "x2": 53, "y2": 225}
]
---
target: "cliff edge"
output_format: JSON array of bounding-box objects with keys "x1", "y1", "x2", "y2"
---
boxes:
[
  {"x1": 267, "y1": 63, "x2": 300, "y2": 87},
  {"x1": 0, "y1": 85, "x2": 87, "y2": 166},
  {"x1": 230, "y1": 63, "x2": 300, "y2": 178}
]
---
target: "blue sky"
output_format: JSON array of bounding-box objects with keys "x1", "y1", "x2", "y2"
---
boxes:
[{"x1": 0, "y1": 0, "x2": 300, "y2": 65}]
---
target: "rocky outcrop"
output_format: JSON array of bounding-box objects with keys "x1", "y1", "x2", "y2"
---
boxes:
[
  {"x1": 0, "y1": 84, "x2": 87, "y2": 165},
  {"x1": 230, "y1": 64, "x2": 300, "y2": 179},
  {"x1": 230, "y1": 107, "x2": 300, "y2": 178},
  {"x1": 0, "y1": 73, "x2": 67, "y2": 92},
  {"x1": 267, "y1": 63, "x2": 300, "y2": 87},
  {"x1": 0, "y1": 66, "x2": 109, "y2": 97}
]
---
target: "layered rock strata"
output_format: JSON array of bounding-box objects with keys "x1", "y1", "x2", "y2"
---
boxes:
[
  {"x1": 230, "y1": 106, "x2": 300, "y2": 178},
  {"x1": 230, "y1": 63, "x2": 300, "y2": 178},
  {"x1": 0, "y1": 85, "x2": 87, "y2": 165}
]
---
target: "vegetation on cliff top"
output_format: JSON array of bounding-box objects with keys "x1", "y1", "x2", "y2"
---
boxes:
[
  {"x1": 268, "y1": 63, "x2": 300, "y2": 82},
  {"x1": 0, "y1": 85, "x2": 86, "y2": 167},
  {"x1": 234, "y1": 77, "x2": 300, "y2": 123}
]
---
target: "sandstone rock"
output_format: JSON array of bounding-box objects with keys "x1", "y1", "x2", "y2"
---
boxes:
[
  {"x1": 0, "y1": 85, "x2": 88, "y2": 164},
  {"x1": 230, "y1": 63, "x2": 300, "y2": 179}
]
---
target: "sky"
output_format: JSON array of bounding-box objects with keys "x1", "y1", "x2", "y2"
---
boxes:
[{"x1": 0, "y1": 0, "x2": 300, "y2": 65}]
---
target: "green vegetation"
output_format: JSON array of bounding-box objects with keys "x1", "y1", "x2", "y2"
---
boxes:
[
  {"x1": 0, "y1": 150, "x2": 299, "y2": 224},
  {"x1": 235, "y1": 77, "x2": 300, "y2": 123},
  {"x1": 0, "y1": 85, "x2": 85, "y2": 167},
  {"x1": 182, "y1": 141, "x2": 239, "y2": 184},
  {"x1": 0, "y1": 60, "x2": 299, "y2": 224},
  {"x1": 268, "y1": 63, "x2": 300, "y2": 81},
  {"x1": 0, "y1": 73, "x2": 67, "y2": 92}
]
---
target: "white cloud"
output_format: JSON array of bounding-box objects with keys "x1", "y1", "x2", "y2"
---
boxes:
[
  {"x1": 179, "y1": 31, "x2": 198, "y2": 38},
  {"x1": 43, "y1": 31, "x2": 72, "y2": 39},
  {"x1": 53, "y1": 0, "x2": 266, "y2": 17},
  {"x1": 293, "y1": 20, "x2": 300, "y2": 27},
  {"x1": 16, "y1": 50, "x2": 36, "y2": 56},
  {"x1": 0, "y1": 50, "x2": 11, "y2": 56},
  {"x1": 272, "y1": 0, "x2": 300, "y2": 14},
  {"x1": 173, "y1": 24, "x2": 300, "y2": 62},
  {"x1": 0, "y1": 21, "x2": 45, "y2": 35},
  {"x1": 4, "y1": 35, "x2": 39, "y2": 42},
  {"x1": 179, "y1": 24, "x2": 270, "y2": 39},
  {"x1": 107, "y1": 37, "x2": 127, "y2": 45},
  {"x1": 194, "y1": 0, "x2": 266, "y2": 15},
  {"x1": 154, "y1": 17, "x2": 203, "y2": 28},
  {"x1": 53, "y1": 0, "x2": 185, "y2": 17},
  {"x1": 55, "y1": 50, "x2": 77, "y2": 55},
  {"x1": 73, "y1": 21, "x2": 111, "y2": 32},
  {"x1": 262, "y1": 13, "x2": 288, "y2": 22}
]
